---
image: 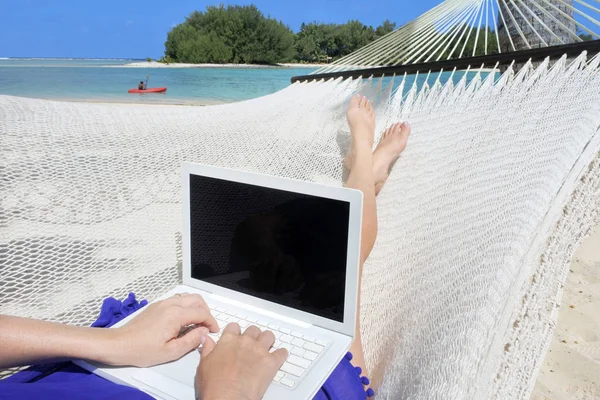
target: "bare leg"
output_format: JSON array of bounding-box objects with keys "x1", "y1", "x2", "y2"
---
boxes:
[
  {"x1": 344, "y1": 95, "x2": 411, "y2": 390},
  {"x1": 345, "y1": 95, "x2": 377, "y2": 267}
]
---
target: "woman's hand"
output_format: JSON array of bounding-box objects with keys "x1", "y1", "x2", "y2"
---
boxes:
[
  {"x1": 196, "y1": 323, "x2": 288, "y2": 400},
  {"x1": 109, "y1": 293, "x2": 219, "y2": 367}
]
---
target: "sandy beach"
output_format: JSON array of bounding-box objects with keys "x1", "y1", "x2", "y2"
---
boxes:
[
  {"x1": 118, "y1": 61, "x2": 325, "y2": 69},
  {"x1": 532, "y1": 223, "x2": 600, "y2": 399}
]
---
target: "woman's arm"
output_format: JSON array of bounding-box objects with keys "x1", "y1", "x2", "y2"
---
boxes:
[
  {"x1": 0, "y1": 314, "x2": 121, "y2": 369},
  {"x1": 0, "y1": 293, "x2": 219, "y2": 369}
]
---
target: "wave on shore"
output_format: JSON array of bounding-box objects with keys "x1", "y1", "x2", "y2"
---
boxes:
[{"x1": 117, "y1": 61, "x2": 326, "y2": 69}]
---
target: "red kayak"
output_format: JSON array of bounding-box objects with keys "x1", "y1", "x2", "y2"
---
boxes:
[{"x1": 128, "y1": 87, "x2": 167, "y2": 94}]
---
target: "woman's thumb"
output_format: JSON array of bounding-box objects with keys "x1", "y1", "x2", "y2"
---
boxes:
[
  {"x1": 200, "y1": 336, "x2": 216, "y2": 358},
  {"x1": 168, "y1": 326, "x2": 208, "y2": 358}
]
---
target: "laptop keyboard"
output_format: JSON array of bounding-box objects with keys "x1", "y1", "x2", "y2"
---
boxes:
[{"x1": 205, "y1": 303, "x2": 329, "y2": 389}]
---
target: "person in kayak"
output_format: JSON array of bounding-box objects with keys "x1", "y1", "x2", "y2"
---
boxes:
[{"x1": 138, "y1": 81, "x2": 146, "y2": 90}]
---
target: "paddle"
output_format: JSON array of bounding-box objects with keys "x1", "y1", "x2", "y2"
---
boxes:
[{"x1": 145, "y1": 74, "x2": 149, "y2": 90}]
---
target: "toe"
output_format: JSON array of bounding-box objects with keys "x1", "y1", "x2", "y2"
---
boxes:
[
  {"x1": 397, "y1": 122, "x2": 411, "y2": 150},
  {"x1": 399, "y1": 121, "x2": 411, "y2": 139},
  {"x1": 349, "y1": 94, "x2": 361, "y2": 109},
  {"x1": 387, "y1": 123, "x2": 401, "y2": 137},
  {"x1": 365, "y1": 98, "x2": 374, "y2": 115},
  {"x1": 359, "y1": 95, "x2": 368, "y2": 108}
]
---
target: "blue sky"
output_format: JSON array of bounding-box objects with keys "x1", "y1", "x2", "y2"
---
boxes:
[{"x1": 0, "y1": 0, "x2": 442, "y2": 58}]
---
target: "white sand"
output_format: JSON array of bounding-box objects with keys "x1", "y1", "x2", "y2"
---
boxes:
[
  {"x1": 532, "y1": 223, "x2": 600, "y2": 399},
  {"x1": 278, "y1": 63, "x2": 327, "y2": 68},
  {"x1": 117, "y1": 61, "x2": 325, "y2": 69}
]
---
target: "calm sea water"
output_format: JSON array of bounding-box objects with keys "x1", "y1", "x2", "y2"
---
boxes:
[
  {"x1": 0, "y1": 58, "x2": 494, "y2": 105},
  {"x1": 0, "y1": 59, "x2": 318, "y2": 105}
]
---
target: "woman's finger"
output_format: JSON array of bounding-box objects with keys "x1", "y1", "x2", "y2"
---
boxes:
[
  {"x1": 258, "y1": 330, "x2": 275, "y2": 349},
  {"x1": 177, "y1": 307, "x2": 219, "y2": 333},
  {"x1": 242, "y1": 325, "x2": 261, "y2": 339},
  {"x1": 222, "y1": 322, "x2": 241, "y2": 336}
]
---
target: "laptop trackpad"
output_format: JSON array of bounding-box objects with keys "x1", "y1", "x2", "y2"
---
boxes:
[
  {"x1": 131, "y1": 367, "x2": 195, "y2": 400},
  {"x1": 131, "y1": 352, "x2": 198, "y2": 399},
  {"x1": 149, "y1": 350, "x2": 199, "y2": 386}
]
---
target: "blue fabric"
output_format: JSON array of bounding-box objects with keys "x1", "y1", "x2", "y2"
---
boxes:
[
  {"x1": 0, "y1": 293, "x2": 370, "y2": 400},
  {"x1": 314, "y1": 352, "x2": 373, "y2": 400},
  {"x1": 90, "y1": 293, "x2": 148, "y2": 328}
]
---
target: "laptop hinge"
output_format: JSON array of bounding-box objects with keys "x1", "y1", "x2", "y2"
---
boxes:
[{"x1": 209, "y1": 294, "x2": 311, "y2": 329}]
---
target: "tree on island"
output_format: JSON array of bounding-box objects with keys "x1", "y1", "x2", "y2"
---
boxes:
[
  {"x1": 163, "y1": 5, "x2": 398, "y2": 64},
  {"x1": 164, "y1": 5, "x2": 295, "y2": 64},
  {"x1": 294, "y1": 20, "x2": 397, "y2": 62},
  {"x1": 577, "y1": 29, "x2": 594, "y2": 42}
]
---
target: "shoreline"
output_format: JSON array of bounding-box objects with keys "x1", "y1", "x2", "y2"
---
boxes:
[
  {"x1": 7, "y1": 94, "x2": 233, "y2": 107},
  {"x1": 114, "y1": 61, "x2": 325, "y2": 69}
]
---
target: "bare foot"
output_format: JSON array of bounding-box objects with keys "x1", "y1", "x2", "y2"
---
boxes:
[
  {"x1": 372, "y1": 122, "x2": 411, "y2": 195},
  {"x1": 345, "y1": 95, "x2": 375, "y2": 170}
]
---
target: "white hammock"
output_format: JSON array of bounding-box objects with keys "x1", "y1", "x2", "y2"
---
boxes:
[{"x1": 1, "y1": 52, "x2": 600, "y2": 399}]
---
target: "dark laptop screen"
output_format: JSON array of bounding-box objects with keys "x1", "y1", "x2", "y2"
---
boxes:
[{"x1": 189, "y1": 174, "x2": 350, "y2": 322}]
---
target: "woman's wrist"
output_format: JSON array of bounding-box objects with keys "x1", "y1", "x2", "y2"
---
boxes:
[
  {"x1": 0, "y1": 316, "x2": 125, "y2": 369},
  {"x1": 69, "y1": 326, "x2": 125, "y2": 366}
]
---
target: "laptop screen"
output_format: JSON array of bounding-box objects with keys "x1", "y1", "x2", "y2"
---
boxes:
[{"x1": 189, "y1": 174, "x2": 350, "y2": 323}]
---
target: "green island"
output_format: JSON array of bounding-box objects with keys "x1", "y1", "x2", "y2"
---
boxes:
[{"x1": 162, "y1": 4, "x2": 396, "y2": 64}]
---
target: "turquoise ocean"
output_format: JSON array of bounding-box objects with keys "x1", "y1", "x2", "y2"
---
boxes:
[
  {"x1": 0, "y1": 59, "x2": 318, "y2": 105},
  {"x1": 0, "y1": 58, "x2": 493, "y2": 105}
]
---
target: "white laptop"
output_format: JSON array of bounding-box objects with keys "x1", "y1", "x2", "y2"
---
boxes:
[{"x1": 76, "y1": 161, "x2": 363, "y2": 400}]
